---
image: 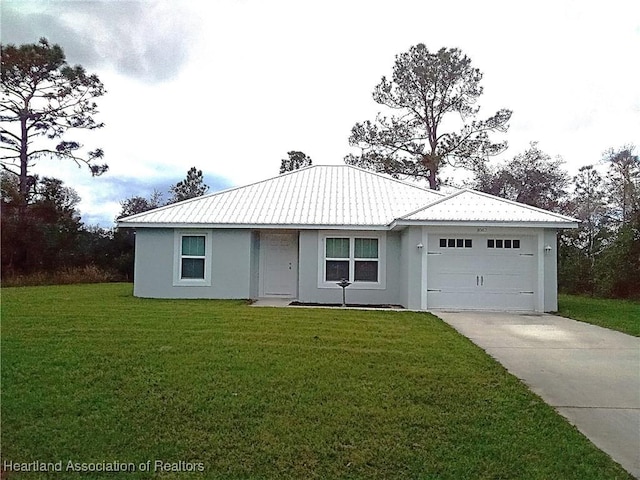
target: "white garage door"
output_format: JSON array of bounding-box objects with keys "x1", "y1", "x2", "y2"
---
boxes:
[{"x1": 426, "y1": 235, "x2": 537, "y2": 311}]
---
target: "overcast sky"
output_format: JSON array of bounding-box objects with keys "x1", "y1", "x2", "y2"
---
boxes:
[{"x1": 2, "y1": 0, "x2": 639, "y2": 226}]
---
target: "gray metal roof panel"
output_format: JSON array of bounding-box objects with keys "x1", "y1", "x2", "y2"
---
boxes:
[
  {"x1": 400, "y1": 189, "x2": 579, "y2": 224},
  {"x1": 118, "y1": 165, "x2": 443, "y2": 227}
]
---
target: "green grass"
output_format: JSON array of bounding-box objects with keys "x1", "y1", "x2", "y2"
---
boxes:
[
  {"x1": 1, "y1": 284, "x2": 633, "y2": 479},
  {"x1": 558, "y1": 294, "x2": 640, "y2": 336}
]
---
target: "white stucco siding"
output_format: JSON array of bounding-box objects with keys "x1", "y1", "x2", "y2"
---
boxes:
[
  {"x1": 133, "y1": 228, "x2": 254, "y2": 299},
  {"x1": 399, "y1": 227, "x2": 425, "y2": 310},
  {"x1": 131, "y1": 226, "x2": 561, "y2": 311},
  {"x1": 543, "y1": 229, "x2": 559, "y2": 312}
]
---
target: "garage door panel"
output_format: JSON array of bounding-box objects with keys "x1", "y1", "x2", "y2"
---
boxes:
[
  {"x1": 427, "y1": 291, "x2": 535, "y2": 311},
  {"x1": 433, "y1": 272, "x2": 533, "y2": 291},
  {"x1": 427, "y1": 234, "x2": 537, "y2": 311},
  {"x1": 483, "y1": 272, "x2": 534, "y2": 292},
  {"x1": 479, "y1": 257, "x2": 529, "y2": 274},
  {"x1": 433, "y1": 272, "x2": 480, "y2": 290}
]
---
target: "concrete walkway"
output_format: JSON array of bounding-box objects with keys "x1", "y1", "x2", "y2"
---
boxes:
[
  {"x1": 435, "y1": 311, "x2": 640, "y2": 478},
  {"x1": 250, "y1": 298, "x2": 294, "y2": 307}
]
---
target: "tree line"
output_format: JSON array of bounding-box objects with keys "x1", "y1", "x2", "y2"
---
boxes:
[
  {"x1": 3, "y1": 141, "x2": 636, "y2": 297},
  {"x1": 0, "y1": 167, "x2": 209, "y2": 282},
  {"x1": 2, "y1": 38, "x2": 637, "y2": 297}
]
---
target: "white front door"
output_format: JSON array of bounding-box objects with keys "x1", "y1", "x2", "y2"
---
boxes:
[
  {"x1": 426, "y1": 235, "x2": 537, "y2": 311},
  {"x1": 260, "y1": 232, "x2": 298, "y2": 297}
]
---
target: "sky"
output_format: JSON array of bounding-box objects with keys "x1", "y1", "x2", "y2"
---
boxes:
[{"x1": 2, "y1": 0, "x2": 639, "y2": 226}]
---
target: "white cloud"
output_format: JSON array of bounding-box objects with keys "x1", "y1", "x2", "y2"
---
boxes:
[{"x1": 2, "y1": 0, "x2": 638, "y2": 226}]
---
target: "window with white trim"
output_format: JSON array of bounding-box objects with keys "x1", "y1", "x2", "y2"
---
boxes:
[
  {"x1": 354, "y1": 238, "x2": 378, "y2": 281},
  {"x1": 325, "y1": 238, "x2": 350, "y2": 281},
  {"x1": 324, "y1": 236, "x2": 379, "y2": 283},
  {"x1": 174, "y1": 231, "x2": 212, "y2": 286},
  {"x1": 181, "y1": 235, "x2": 206, "y2": 279}
]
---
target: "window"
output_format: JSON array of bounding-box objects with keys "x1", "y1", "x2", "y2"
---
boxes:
[
  {"x1": 325, "y1": 238, "x2": 350, "y2": 281},
  {"x1": 354, "y1": 238, "x2": 378, "y2": 282},
  {"x1": 181, "y1": 235, "x2": 205, "y2": 279},
  {"x1": 325, "y1": 237, "x2": 378, "y2": 282},
  {"x1": 320, "y1": 233, "x2": 384, "y2": 287},
  {"x1": 487, "y1": 238, "x2": 521, "y2": 249},
  {"x1": 174, "y1": 231, "x2": 212, "y2": 286},
  {"x1": 439, "y1": 238, "x2": 473, "y2": 248}
]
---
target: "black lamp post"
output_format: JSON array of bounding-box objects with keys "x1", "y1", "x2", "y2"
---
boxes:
[{"x1": 336, "y1": 278, "x2": 351, "y2": 307}]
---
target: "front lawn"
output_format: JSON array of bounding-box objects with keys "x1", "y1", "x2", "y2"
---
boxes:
[
  {"x1": 558, "y1": 294, "x2": 640, "y2": 336},
  {"x1": 1, "y1": 284, "x2": 632, "y2": 479}
]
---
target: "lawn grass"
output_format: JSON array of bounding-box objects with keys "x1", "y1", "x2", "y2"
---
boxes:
[
  {"x1": 558, "y1": 294, "x2": 640, "y2": 337},
  {"x1": 1, "y1": 284, "x2": 633, "y2": 479}
]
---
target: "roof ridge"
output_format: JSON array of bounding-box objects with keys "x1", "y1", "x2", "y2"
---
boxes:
[
  {"x1": 278, "y1": 164, "x2": 440, "y2": 194},
  {"x1": 398, "y1": 189, "x2": 466, "y2": 219},
  {"x1": 334, "y1": 164, "x2": 440, "y2": 194}
]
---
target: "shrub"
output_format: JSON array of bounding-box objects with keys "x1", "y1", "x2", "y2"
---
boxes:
[{"x1": 1, "y1": 265, "x2": 123, "y2": 287}]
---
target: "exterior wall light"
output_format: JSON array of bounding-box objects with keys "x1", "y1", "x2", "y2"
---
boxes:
[
  {"x1": 544, "y1": 244, "x2": 552, "y2": 254},
  {"x1": 416, "y1": 243, "x2": 424, "y2": 249}
]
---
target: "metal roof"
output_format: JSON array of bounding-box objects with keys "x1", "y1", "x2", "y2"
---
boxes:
[
  {"x1": 118, "y1": 165, "x2": 443, "y2": 228},
  {"x1": 117, "y1": 167, "x2": 578, "y2": 229},
  {"x1": 397, "y1": 189, "x2": 579, "y2": 226}
]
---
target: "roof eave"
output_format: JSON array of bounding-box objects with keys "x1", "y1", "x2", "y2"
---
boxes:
[
  {"x1": 390, "y1": 220, "x2": 580, "y2": 229},
  {"x1": 116, "y1": 221, "x2": 392, "y2": 231},
  {"x1": 118, "y1": 219, "x2": 579, "y2": 230}
]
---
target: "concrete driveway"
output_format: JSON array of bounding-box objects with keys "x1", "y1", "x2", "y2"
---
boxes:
[{"x1": 435, "y1": 311, "x2": 640, "y2": 479}]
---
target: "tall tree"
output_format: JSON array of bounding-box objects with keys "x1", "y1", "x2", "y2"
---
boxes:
[
  {"x1": 279, "y1": 150, "x2": 312, "y2": 174},
  {"x1": 168, "y1": 167, "x2": 209, "y2": 204},
  {"x1": 571, "y1": 165, "x2": 608, "y2": 254},
  {"x1": 602, "y1": 145, "x2": 639, "y2": 226},
  {"x1": 595, "y1": 145, "x2": 640, "y2": 297},
  {"x1": 0, "y1": 38, "x2": 107, "y2": 205},
  {"x1": 472, "y1": 142, "x2": 569, "y2": 211},
  {"x1": 345, "y1": 44, "x2": 511, "y2": 189},
  {"x1": 558, "y1": 165, "x2": 608, "y2": 295}
]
